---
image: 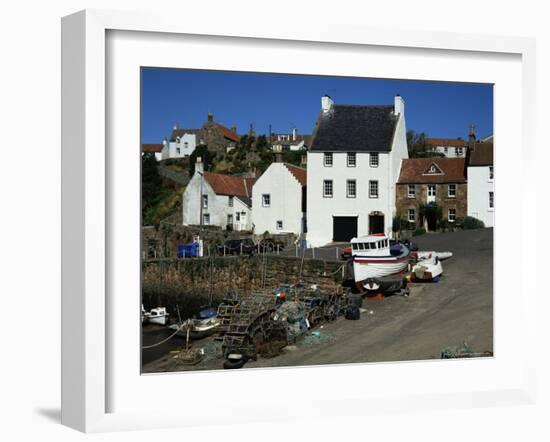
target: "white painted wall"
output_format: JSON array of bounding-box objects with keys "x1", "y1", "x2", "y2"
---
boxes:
[
  {"x1": 434, "y1": 145, "x2": 467, "y2": 158},
  {"x1": 182, "y1": 172, "x2": 252, "y2": 230},
  {"x1": 467, "y1": 165, "x2": 494, "y2": 227},
  {"x1": 252, "y1": 163, "x2": 304, "y2": 235}
]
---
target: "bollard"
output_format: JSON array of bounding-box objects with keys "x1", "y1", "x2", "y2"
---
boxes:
[
  {"x1": 295, "y1": 244, "x2": 298, "y2": 257},
  {"x1": 277, "y1": 244, "x2": 279, "y2": 255},
  {"x1": 336, "y1": 247, "x2": 339, "y2": 260},
  {"x1": 312, "y1": 247, "x2": 315, "y2": 259}
]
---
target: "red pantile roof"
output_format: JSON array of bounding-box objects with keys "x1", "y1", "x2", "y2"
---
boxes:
[
  {"x1": 141, "y1": 143, "x2": 163, "y2": 153},
  {"x1": 203, "y1": 172, "x2": 255, "y2": 197},
  {"x1": 425, "y1": 138, "x2": 466, "y2": 147},
  {"x1": 398, "y1": 158, "x2": 466, "y2": 184},
  {"x1": 215, "y1": 123, "x2": 240, "y2": 143},
  {"x1": 284, "y1": 163, "x2": 307, "y2": 187}
]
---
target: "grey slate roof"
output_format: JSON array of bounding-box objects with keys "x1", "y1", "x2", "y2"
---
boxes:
[
  {"x1": 309, "y1": 105, "x2": 398, "y2": 152},
  {"x1": 170, "y1": 128, "x2": 200, "y2": 142}
]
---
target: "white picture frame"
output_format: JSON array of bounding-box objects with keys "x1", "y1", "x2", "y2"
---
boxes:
[{"x1": 61, "y1": 9, "x2": 537, "y2": 433}]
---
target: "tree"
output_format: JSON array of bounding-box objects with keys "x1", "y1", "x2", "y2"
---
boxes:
[
  {"x1": 141, "y1": 153, "x2": 163, "y2": 210},
  {"x1": 189, "y1": 144, "x2": 214, "y2": 175}
]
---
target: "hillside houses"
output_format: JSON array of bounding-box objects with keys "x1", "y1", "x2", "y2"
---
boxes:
[{"x1": 467, "y1": 128, "x2": 494, "y2": 227}]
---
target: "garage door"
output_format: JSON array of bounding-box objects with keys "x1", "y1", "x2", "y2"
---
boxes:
[{"x1": 333, "y1": 216, "x2": 358, "y2": 242}]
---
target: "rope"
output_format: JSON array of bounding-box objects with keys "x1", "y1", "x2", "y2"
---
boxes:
[{"x1": 142, "y1": 322, "x2": 187, "y2": 349}]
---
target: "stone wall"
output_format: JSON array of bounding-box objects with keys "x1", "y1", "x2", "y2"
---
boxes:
[
  {"x1": 142, "y1": 255, "x2": 342, "y2": 318},
  {"x1": 396, "y1": 182, "x2": 467, "y2": 228}
]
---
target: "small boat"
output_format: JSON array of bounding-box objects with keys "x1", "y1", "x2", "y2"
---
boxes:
[
  {"x1": 148, "y1": 307, "x2": 169, "y2": 325},
  {"x1": 351, "y1": 234, "x2": 411, "y2": 292},
  {"x1": 412, "y1": 256, "x2": 443, "y2": 281},
  {"x1": 141, "y1": 304, "x2": 150, "y2": 324},
  {"x1": 168, "y1": 307, "x2": 220, "y2": 340},
  {"x1": 416, "y1": 251, "x2": 453, "y2": 261}
]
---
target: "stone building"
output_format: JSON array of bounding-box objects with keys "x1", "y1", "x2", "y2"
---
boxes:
[
  {"x1": 199, "y1": 113, "x2": 240, "y2": 153},
  {"x1": 396, "y1": 157, "x2": 467, "y2": 231}
]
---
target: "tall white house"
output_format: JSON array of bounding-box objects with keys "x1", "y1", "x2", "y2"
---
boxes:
[
  {"x1": 467, "y1": 135, "x2": 494, "y2": 227},
  {"x1": 252, "y1": 162, "x2": 307, "y2": 235},
  {"x1": 182, "y1": 159, "x2": 255, "y2": 231},
  {"x1": 306, "y1": 95, "x2": 409, "y2": 247}
]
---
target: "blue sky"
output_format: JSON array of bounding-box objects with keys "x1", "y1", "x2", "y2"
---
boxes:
[{"x1": 141, "y1": 68, "x2": 493, "y2": 143}]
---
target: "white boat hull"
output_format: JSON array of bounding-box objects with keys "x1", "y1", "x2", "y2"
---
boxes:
[
  {"x1": 353, "y1": 259, "x2": 409, "y2": 281},
  {"x1": 148, "y1": 315, "x2": 169, "y2": 325}
]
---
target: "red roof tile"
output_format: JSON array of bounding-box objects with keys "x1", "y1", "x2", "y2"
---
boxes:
[
  {"x1": 141, "y1": 143, "x2": 163, "y2": 153},
  {"x1": 203, "y1": 172, "x2": 255, "y2": 197},
  {"x1": 425, "y1": 138, "x2": 466, "y2": 147},
  {"x1": 398, "y1": 158, "x2": 466, "y2": 183},
  {"x1": 215, "y1": 123, "x2": 240, "y2": 143},
  {"x1": 284, "y1": 163, "x2": 307, "y2": 187}
]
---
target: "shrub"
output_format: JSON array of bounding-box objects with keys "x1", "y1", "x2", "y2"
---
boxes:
[
  {"x1": 412, "y1": 227, "x2": 426, "y2": 236},
  {"x1": 456, "y1": 216, "x2": 485, "y2": 230}
]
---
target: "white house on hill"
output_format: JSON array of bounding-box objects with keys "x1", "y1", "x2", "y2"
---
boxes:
[
  {"x1": 252, "y1": 162, "x2": 307, "y2": 235},
  {"x1": 165, "y1": 126, "x2": 199, "y2": 159},
  {"x1": 182, "y1": 159, "x2": 255, "y2": 231},
  {"x1": 306, "y1": 95, "x2": 409, "y2": 247}
]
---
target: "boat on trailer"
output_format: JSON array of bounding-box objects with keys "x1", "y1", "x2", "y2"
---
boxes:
[{"x1": 351, "y1": 234, "x2": 411, "y2": 292}]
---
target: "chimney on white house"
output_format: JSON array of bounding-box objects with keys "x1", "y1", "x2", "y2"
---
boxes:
[
  {"x1": 162, "y1": 137, "x2": 168, "y2": 146},
  {"x1": 173, "y1": 124, "x2": 178, "y2": 131},
  {"x1": 292, "y1": 127, "x2": 297, "y2": 141},
  {"x1": 394, "y1": 94, "x2": 405, "y2": 116},
  {"x1": 321, "y1": 95, "x2": 334, "y2": 113},
  {"x1": 195, "y1": 156, "x2": 204, "y2": 174}
]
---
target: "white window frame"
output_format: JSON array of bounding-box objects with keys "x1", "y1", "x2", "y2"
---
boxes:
[
  {"x1": 448, "y1": 183, "x2": 456, "y2": 198},
  {"x1": 262, "y1": 194, "x2": 271, "y2": 207},
  {"x1": 370, "y1": 152, "x2": 379, "y2": 167},
  {"x1": 323, "y1": 179, "x2": 333, "y2": 198},
  {"x1": 235, "y1": 212, "x2": 241, "y2": 221},
  {"x1": 489, "y1": 166, "x2": 494, "y2": 181},
  {"x1": 489, "y1": 191, "x2": 494, "y2": 209},
  {"x1": 228, "y1": 196, "x2": 234, "y2": 207},
  {"x1": 369, "y1": 180, "x2": 379, "y2": 198},
  {"x1": 276, "y1": 220, "x2": 283, "y2": 230},
  {"x1": 347, "y1": 152, "x2": 356, "y2": 167},
  {"x1": 323, "y1": 152, "x2": 333, "y2": 167},
  {"x1": 408, "y1": 208, "x2": 415, "y2": 223},
  {"x1": 176, "y1": 147, "x2": 181, "y2": 155},
  {"x1": 428, "y1": 184, "x2": 436, "y2": 197},
  {"x1": 408, "y1": 184, "x2": 416, "y2": 198},
  {"x1": 448, "y1": 208, "x2": 456, "y2": 222},
  {"x1": 346, "y1": 179, "x2": 356, "y2": 198},
  {"x1": 455, "y1": 147, "x2": 463, "y2": 156},
  {"x1": 202, "y1": 213, "x2": 210, "y2": 225},
  {"x1": 202, "y1": 194, "x2": 208, "y2": 209}
]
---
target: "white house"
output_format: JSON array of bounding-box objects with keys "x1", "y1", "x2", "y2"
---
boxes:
[
  {"x1": 182, "y1": 158, "x2": 255, "y2": 231},
  {"x1": 164, "y1": 126, "x2": 199, "y2": 159},
  {"x1": 270, "y1": 128, "x2": 311, "y2": 152},
  {"x1": 467, "y1": 135, "x2": 494, "y2": 227},
  {"x1": 424, "y1": 138, "x2": 467, "y2": 158},
  {"x1": 252, "y1": 162, "x2": 307, "y2": 235},
  {"x1": 306, "y1": 95, "x2": 409, "y2": 247}
]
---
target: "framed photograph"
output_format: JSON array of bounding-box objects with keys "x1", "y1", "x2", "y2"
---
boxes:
[{"x1": 62, "y1": 9, "x2": 537, "y2": 432}]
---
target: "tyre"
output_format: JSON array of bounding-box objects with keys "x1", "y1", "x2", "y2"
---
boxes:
[{"x1": 223, "y1": 358, "x2": 246, "y2": 369}]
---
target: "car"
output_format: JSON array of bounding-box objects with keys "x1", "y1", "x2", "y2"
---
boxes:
[
  {"x1": 258, "y1": 238, "x2": 286, "y2": 253},
  {"x1": 217, "y1": 238, "x2": 256, "y2": 256}
]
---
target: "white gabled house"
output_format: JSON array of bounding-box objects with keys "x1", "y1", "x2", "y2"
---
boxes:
[
  {"x1": 164, "y1": 126, "x2": 200, "y2": 159},
  {"x1": 306, "y1": 95, "x2": 409, "y2": 247},
  {"x1": 182, "y1": 158, "x2": 255, "y2": 231},
  {"x1": 252, "y1": 162, "x2": 307, "y2": 235},
  {"x1": 467, "y1": 128, "x2": 494, "y2": 227}
]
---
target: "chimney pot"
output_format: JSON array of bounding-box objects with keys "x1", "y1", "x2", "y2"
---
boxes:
[{"x1": 394, "y1": 95, "x2": 405, "y2": 116}]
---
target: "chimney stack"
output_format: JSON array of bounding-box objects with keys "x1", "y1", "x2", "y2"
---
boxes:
[
  {"x1": 468, "y1": 124, "x2": 476, "y2": 150},
  {"x1": 394, "y1": 94, "x2": 405, "y2": 116},
  {"x1": 195, "y1": 156, "x2": 204, "y2": 174},
  {"x1": 273, "y1": 144, "x2": 283, "y2": 163},
  {"x1": 207, "y1": 112, "x2": 213, "y2": 123},
  {"x1": 321, "y1": 95, "x2": 334, "y2": 113},
  {"x1": 292, "y1": 127, "x2": 297, "y2": 141}
]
